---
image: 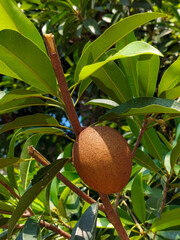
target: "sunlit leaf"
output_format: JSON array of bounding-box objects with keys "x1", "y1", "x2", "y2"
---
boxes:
[
  {"x1": 7, "y1": 158, "x2": 68, "y2": 239},
  {"x1": 70, "y1": 201, "x2": 99, "y2": 240}
]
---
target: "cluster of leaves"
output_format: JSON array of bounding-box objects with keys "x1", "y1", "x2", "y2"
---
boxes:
[{"x1": 0, "y1": 0, "x2": 180, "y2": 239}]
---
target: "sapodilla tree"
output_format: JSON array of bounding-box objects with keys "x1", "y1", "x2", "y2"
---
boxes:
[{"x1": 44, "y1": 33, "x2": 133, "y2": 240}]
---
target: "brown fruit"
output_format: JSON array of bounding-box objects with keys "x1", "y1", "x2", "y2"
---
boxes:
[{"x1": 72, "y1": 126, "x2": 132, "y2": 194}]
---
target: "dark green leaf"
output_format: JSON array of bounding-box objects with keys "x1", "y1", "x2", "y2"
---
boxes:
[
  {"x1": 83, "y1": 18, "x2": 101, "y2": 35},
  {"x1": 92, "y1": 60, "x2": 132, "y2": 104},
  {"x1": 70, "y1": 201, "x2": 99, "y2": 240},
  {"x1": 100, "y1": 97, "x2": 180, "y2": 121},
  {"x1": 133, "y1": 149, "x2": 160, "y2": 175},
  {"x1": 0, "y1": 30, "x2": 57, "y2": 96},
  {"x1": 0, "y1": 113, "x2": 61, "y2": 134},
  {"x1": 22, "y1": 217, "x2": 41, "y2": 240},
  {"x1": 137, "y1": 55, "x2": 160, "y2": 97},
  {"x1": 7, "y1": 158, "x2": 68, "y2": 239},
  {"x1": 131, "y1": 173, "x2": 146, "y2": 223}
]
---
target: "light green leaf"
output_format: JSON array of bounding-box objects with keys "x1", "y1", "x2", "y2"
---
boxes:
[
  {"x1": 0, "y1": 113, "x2": 61, "y2": 135},
  {"x1": 100, "y1": 97, "x2": 180, "y2": 121},
  {"x1": 70, "y1": 201, "x2": 99, "y2": 240},
  {"x1": 0, "y1": 201, "x2": 14, "y2": 212},
  {"x1": 0, "y1": 60, "x2": 20, "y2": 80},
  {"x1": 170, "y1": 135, "x2": 180, "y2": 170},
  {"x1": 116, "y1": 31, "x2": 139, "y2": 97},
  {"x1": 0, "y1": 0, "x2": 46, "y2": 52},
  {"x1": 7, "y1": 158, "x2": 68, "y2": 239},
  {"x1": 160, "y1": 85, "x2": 180, "y2": 100},
  {"x1": 79, "y1": 41, "x2": 163, "y2": 81},
  {"x1": 86, "y1": 99, "x2": 118, "y2": 109},
  {"x1": 0, "y1": 30, "x2": 57, "y2": 96},
  {"x1": 20, "y1": 134, "x2": 42, "y2": 189},
  {"x1": 131, "y1": 173, "x2": 146, "y2": 223},
  {"x1": 151, "y1": 208, "x2": 180, "y2": 232},
  {"x1": 138, "y1": 55, "x2": 160, "y2": 96},
  {"x1": 75, "y1": 12, "x2": 165, "y2": 82},
  {"x1": 0, "y1": 157, "x2": 26, "y2": 169},
  {"x1": 158, "y1": 56, "x2": 180, "y2": 97}
]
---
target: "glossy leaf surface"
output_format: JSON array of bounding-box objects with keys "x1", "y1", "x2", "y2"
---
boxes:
[
  {"x1": 158, "y1": 56, "x2": 180, "y2": 97},
  {"x1": 0, "y1": 0, "x2": 46, "y2": 52},
  {"x1": 151, "y1": 208, "x2": 180, "y2": 232},
  {"x1": 0, "y1": 30, "x2": 57, "y2": 96},
  {"x1": 70, "y1": 201, "x2": 99, "y2": 240},
  {"x1": 100, "y1": 97, "x2": 180, "y2": 121},
  {"x1": 0, "y1": 113, "x2": 61, "y2": 134},
  {"x1": 131, "y1": 173, "x2": 146, "y2": 223},
  {"x1": 75, "y1": 12, "x2": 165, "y2": 82},
  {"x1": 79, "y1": 41, "x2": 163, "y2": 81},
  {"x1": 7, "y1": 158, "x2": 68, "y2": 239}
]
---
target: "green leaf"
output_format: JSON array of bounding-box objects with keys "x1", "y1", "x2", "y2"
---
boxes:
[
  {"x1": 75, "y1": 12, "x2": 165, "y2": 82},
  {"x1": 151, "y1": 209, "x2": 180, "y2": 232},
  {"x1": 100, "y1": 97, "x2": 180, "y2": 121},
  {"x1": 0, "y1": 89, "x2": 58, "y2": 115},
  {"x1": 91, "y1": 60, "x2": 132, "y2": 103},
  {"x1": 0, "y1": 157, "x2": 26, "y2": 169},
  {"x1": 0, "y1": 0, "x2": 46, "y2": 52},
  {"x1": 133, "y1": 149, "x2": 160, "y2": 175},
  {"x1": 0, "y1": 113, "x2": 61, "y2": 134},
  {"x1": 0, "y1": 30, "x2": 57, "y2": 96},
  {"x1": 158, "y1": 56, "x2": 180, "y2": 97},
  {"x1": 142, "y1": 127, "x2": 164, "y2": 161},
  {"x1": 0, "y1": 60, "x2": 20, "y2": 80},
  {"x1": 79, "y1": 41, "x2": 163, "y2": 81},
  {"x1": 137, "y1": 55, "x2": 160, "y2": 96},
  {"x1": 70, "y1": 201, "x2": 99, "y2": 240},
  {"x1": 86, "y1": 99, "x2": 118, "y2": 109},
  {"x1": 18, "y1": 127, "x2": 66, "y2": 137},
  {"x1": 7, "y1": 158, "x2": 68, "y2": 239},
  {"x1": 116, "y1": 31, "x2": 139, "y2": 97},
  {"x1": 170, "y1": 135, "x2": 180, "y2": 170},
  {"x1": 0, "y1": 201, "x2": 14, "y2": 212},
  {"x1": 20, "y1": 134, "x2": 42, "y2": 189},
  {"x1": 22, "y1": 217, "x2": 41, "y2": 240},
  {"x1": 83, "y1": 18, "x2": 101, "y2": 35},
  {"x1": 131, "y1": 173, "x2": 146, "y2": 223}
]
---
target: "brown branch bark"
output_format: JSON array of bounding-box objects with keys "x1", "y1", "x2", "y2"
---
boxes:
[
  {"x1": 44, "y1": 33, "x2": 83, "y2": 138},
  {"x1": 132, "y1": 116, "x2": 148, "y2": 158},
  {"x1": 0, "y1": 179, "x2": 34, "y2": 216},
  {"x1": 99, "y1": 193, "x2": 130, "y2": 240},
  {"x1": 28, "y1": 146, "x2": 105, "y2": 213}
]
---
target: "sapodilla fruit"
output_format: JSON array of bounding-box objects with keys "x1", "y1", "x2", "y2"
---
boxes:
[{"x1": 72, "y1": 125, "x2": 133, "y2": 194}]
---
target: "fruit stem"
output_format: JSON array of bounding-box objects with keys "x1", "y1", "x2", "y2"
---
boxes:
[
  {"x1": 99, "y1": 193, "x2": 130, "y2": 240},
  {"x1": 44, "y1": 33, "x2": 83, "y2": 138},
  {"x1": 28, "y1": 146, "x2": 105, "y2": 213}
]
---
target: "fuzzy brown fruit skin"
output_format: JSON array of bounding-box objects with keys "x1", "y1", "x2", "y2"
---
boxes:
[{"x1": 72, "y1": 126, "x2": 133, "y2": 194}]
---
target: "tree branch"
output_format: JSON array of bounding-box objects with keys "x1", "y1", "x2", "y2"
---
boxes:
[
  {"x1": 28, "y1": 146, "x2": 105, "y2": 213},
  {"x1": 44, "y1": 33, "x2": 83, "y2": 137},
  {"x1": 99, "y1": 193, "x2": 130, "y2": 240}
]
